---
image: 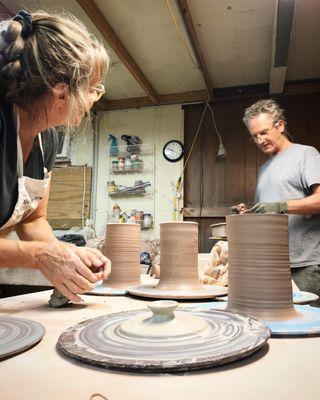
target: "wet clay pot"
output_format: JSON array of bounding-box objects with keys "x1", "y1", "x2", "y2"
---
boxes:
[
  {"x1": 226, "y1": 214, "x2": 300, "y2": 321},
  {"x1": 102, "y1": 223, "x2": 141, "y2": 288},
  {"x1": 156, "y1": 222, "x2": 203, "y2": 291}
]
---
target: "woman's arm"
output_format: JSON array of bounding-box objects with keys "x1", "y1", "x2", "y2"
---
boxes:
[
  {"x1": 15, "y1": 172, "x2": 56, "y2": 242},
  {"x1": 2, "y1": 173, "x2": 111, "y2": 300}
]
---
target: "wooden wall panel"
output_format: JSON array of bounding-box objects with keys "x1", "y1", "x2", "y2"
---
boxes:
[
  {"x1": 47, "y1": 166, "x2": 92, "y2": 229},
  {"x1": 203, "y1": 103, "x2": 226, "y2": 208},
  {"x1": 184, "y1": 217, "x2": 225, "y2": 253},
  {"x1": 309, "y1": 94, "x2": 320, "y2": 150},
  {"x1": 244, "y1": 133, "x2": 257, "y2": 205},
  {"x1": 224, "y1": 101, "x2": 246, "y2": 205},
  {"x1": 288, "y1": 95, "x2": 310, "y2": 144},
  {"x1": 183, "y1": 93, "x2": 320, "y2": 252}
]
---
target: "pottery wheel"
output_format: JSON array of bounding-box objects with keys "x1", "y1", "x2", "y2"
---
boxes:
[
  {"x1": 196, "y1": 302, "x2": 320, "y2": 337},
  {"x1": 0, "y1": 316, "x2": 45, "y2": 360},
  {"x1": 57, "y1": 303, "x2": 270, "y2": 372},
  {"x1": 128, "y1": 284, "x2": 227, "y2": 300},
  {"x1": 215, "y1": 291, "x2": 320, "y2": 305}
]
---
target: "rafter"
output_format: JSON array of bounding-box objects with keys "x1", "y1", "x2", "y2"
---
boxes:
[
  {"x1": 269, "y1": 0, "x2": 296, "y2": 94},
  {"x1": 176, "y1": 0, "x2": 213, "y2": 98},
  {"x1": 76, "y1": 0, "x2": 158, "y2": 104},
  {"x1": 94, "y1": 90, "x2": 208, "y2": 111}
]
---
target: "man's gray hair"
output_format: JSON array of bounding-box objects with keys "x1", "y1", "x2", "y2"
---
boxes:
[{"x1": 243, "y1": 99, "x2": 286, "y2": 127}]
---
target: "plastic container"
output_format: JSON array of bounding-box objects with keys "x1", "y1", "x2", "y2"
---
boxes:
[
  {"x1": 125, "y1": 158, "x2": 132, "y2": 171},
  {"x1": 143, "y1": 213, "x2": 153, "y2": 228}
]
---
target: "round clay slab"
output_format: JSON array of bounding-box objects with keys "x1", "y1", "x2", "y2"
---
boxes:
[
  {"x1": 196, "y1": 302, "x2": 320, "y2": 337},
  {"x1": 0, "y1": 316, "x2": 45, "y2": 360},
  {"x1": 128, "y1": 284, "x2": 227, "y2": 299},
  {"x1": 57, "y1": 307, "x2": 270, "y2": 372}
]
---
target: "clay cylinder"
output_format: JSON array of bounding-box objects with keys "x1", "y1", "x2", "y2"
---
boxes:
[
  {"x1": 226, "y1": 214, "x2": 299, "y2": 321},
  {"x1": 156, "y1": 222, "x2": 202, "y2": 291},
  {"x1": 102, "y1": 223, "x2": 141, "y2": 288}
]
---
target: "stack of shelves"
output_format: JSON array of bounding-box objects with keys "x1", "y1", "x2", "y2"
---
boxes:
[{"x1": 107, "y1": 144, "x2": 155, "y2": 230}]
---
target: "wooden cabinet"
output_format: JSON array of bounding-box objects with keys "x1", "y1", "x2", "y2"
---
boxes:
[{"x1": 47, "y1": 166, "x2": 92, "y2": 229}]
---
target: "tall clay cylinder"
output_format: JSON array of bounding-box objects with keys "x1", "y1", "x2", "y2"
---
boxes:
[
  {"x1": 102, "y1": 223, "x2": 141, "y2": 288},
  {"x1": 226, "y1": 214, "x2": 299, "y2": 321},
  {"x1": 156, "y1": 222, "x2": 202, "y2": 291}
]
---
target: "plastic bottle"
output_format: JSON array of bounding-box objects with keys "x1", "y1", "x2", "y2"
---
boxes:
[{"x1": 108, "y1": 134, "x2": 118, "y2": 157}]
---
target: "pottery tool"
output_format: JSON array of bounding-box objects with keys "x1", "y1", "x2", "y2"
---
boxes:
[
  {"x1": 129, "y1": 222, "x2": 227, "y2": 300},
  {"x1": 57, "y1": 300, "x2": 270, "y2": 372},
  {"x1": 88, "y1": 223, "x2": 141, "y2": 295},
  {"x1": 0, "y1": 316, "x2": 45, "y2": 360},
  {"x1": 207, "y1": 214, "x2": 320, "y2": 336}
]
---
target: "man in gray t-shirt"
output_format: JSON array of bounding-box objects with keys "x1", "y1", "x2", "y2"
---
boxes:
[{"x1": 241, "y1": 99, "x2": 320, "y2": 305}]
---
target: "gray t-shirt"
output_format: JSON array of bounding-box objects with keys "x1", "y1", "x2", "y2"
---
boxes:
[{"x1": 255, "y1": 143, "x2": 320, "y2": 268}]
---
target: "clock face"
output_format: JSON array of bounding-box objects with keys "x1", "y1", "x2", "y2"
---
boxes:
[{"x1": 163, "y1": 140, "x2": 184, "y2": 162}]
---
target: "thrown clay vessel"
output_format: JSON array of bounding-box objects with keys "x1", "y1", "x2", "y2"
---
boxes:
[
  {"x1": 226, "y1": 214, "x2": 300, "y2": 321},
  {"x1": 101, "y1": 223, "x2": 141, "y2": 289},
  {"x1": 155, "y1": 221, "x2": 203, "y2": 291}
]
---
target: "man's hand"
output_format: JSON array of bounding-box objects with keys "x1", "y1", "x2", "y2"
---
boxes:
[
  {"x1": 231, "y1": 203, "x2": 248, "y2": 214},
  {"x1": 251, "y1": 201, "x2": 288, "y2": 214}
]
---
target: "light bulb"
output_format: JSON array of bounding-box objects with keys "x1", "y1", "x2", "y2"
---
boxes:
[{"x1": 217, "y1": 142, "x2": 227, "y2": 158}]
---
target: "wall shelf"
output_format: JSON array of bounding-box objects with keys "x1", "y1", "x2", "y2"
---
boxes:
[{"x1": 107, "y1": 143, "x2": 155, "y2": 230}]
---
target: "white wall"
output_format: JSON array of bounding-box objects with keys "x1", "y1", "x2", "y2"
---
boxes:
[
  {"x1": 69, "y1": 121, "x2": 94, "y2": 166},
  {"x1": 94, "y1": 105, "x2": 184, "y2": 239}
]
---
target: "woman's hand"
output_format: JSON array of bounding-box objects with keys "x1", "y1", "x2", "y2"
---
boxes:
[
  {"x1": 34, "y1": 241, "x2": 111, "y2": 302},
  {"x1": 72, "y1": 246, "x2": 111, "y2": 281}
]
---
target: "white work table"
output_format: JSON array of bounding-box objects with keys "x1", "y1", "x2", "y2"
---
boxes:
[{"x1": 0, "y1": 290, "x2": 319, "y2": 400}]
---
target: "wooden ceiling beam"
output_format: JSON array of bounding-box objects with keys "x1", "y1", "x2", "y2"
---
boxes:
[
  {"x1": 76, "y1": 0, "x2": 158, "y2": 104},
  {"x1": 95, "y1": 90, "x2": 208, "y2": 111},
  {"x1": 176, "y1": 0, "x2": 213, "y2": 98},
  {"x1": 269, "y1": 0, "x2": 296, "y2": 94},
  {"x1": 93, "y1": 80, "x2": 320, "y2": 112}
]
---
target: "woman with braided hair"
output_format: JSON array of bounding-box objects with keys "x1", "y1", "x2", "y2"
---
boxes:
[{"x1": 0, "y1": 10, "x2": 111, "y2": 303}]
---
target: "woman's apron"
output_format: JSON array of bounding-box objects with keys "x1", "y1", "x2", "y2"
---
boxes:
[{"x1": 0, "y1": 108, "x2": 49, "y2": 237}]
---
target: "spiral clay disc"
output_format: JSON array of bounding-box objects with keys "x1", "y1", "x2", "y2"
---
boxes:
[
  {"x1": 0, "y1": 316, "x2": 45, "y2": 360},
  {"x1": 57, "y1": 307, "x2": 270, "y2": 372}
]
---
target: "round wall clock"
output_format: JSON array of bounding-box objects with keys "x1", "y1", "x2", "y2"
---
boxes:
[{"x1": 163, "y1": 140, "x2": 184, "y2": 162}]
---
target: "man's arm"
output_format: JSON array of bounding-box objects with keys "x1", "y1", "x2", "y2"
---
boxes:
[
  {"x1": 287, "y1": 184, "x2": 320, "y2": 215},
  {"x1": 252, "y1": 184, "x2": 320, "y2": 215}
]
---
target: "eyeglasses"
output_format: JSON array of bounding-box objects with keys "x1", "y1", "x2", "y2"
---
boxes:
[
  {"x1": 89, "y1": 83, "x2": 105, "y2": 101},
  {"x1": 249, "y1": 123, "x2": 278, "y2": 143}
]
